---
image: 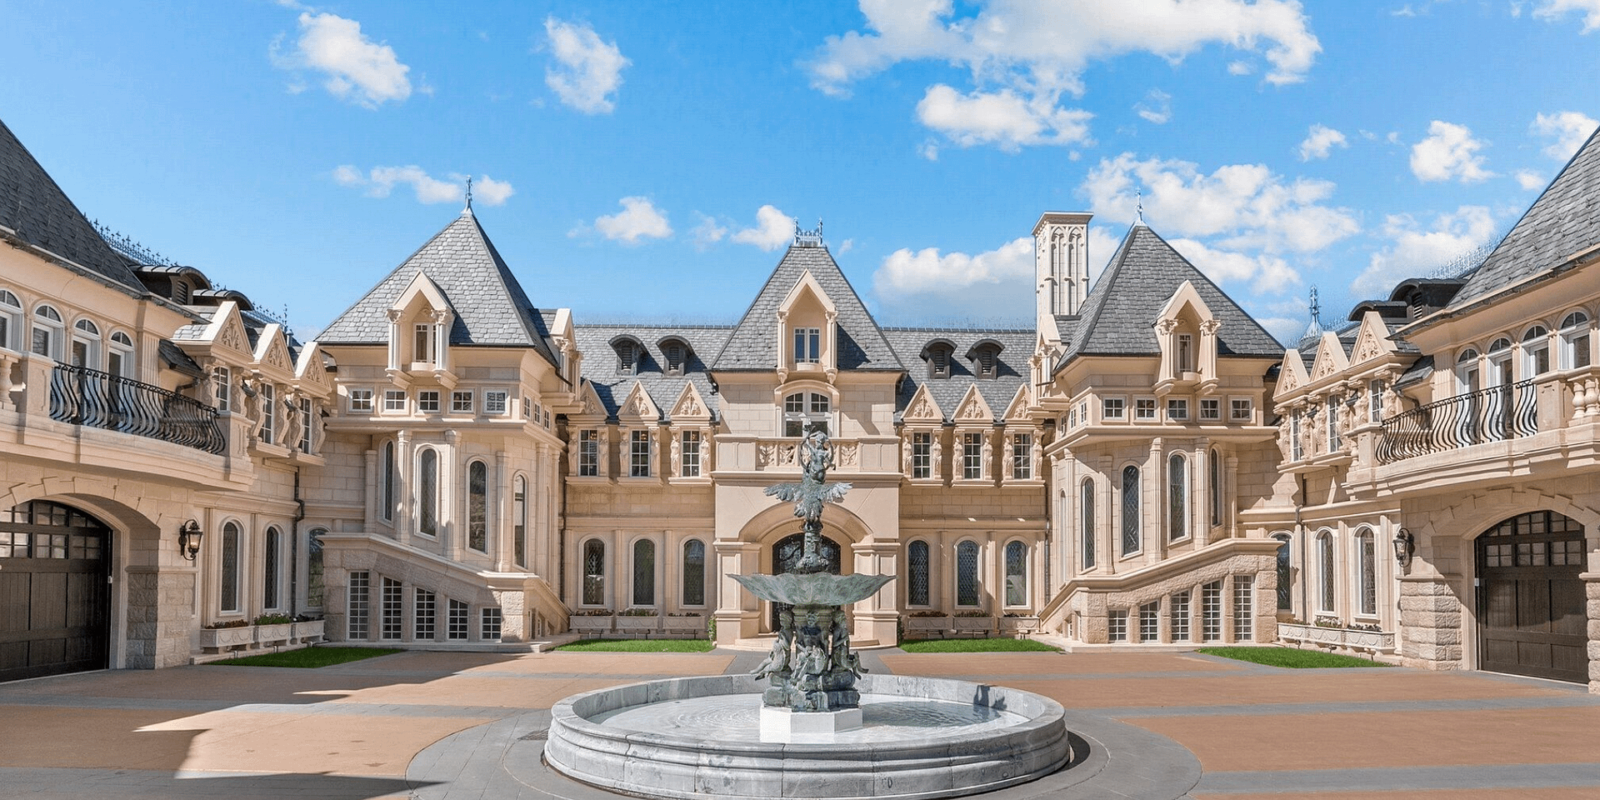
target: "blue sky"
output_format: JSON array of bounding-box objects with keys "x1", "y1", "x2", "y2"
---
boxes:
[{"x1": 3, "y1": 1, "x2": 1600, "y2": 343}]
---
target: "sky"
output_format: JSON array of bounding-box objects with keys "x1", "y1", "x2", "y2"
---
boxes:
[{"x1": 3, "y1": 0, "x2": 1600, "y2": 345}]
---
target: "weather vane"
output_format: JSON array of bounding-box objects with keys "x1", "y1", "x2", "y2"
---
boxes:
[{"x1": 464, "y1": 176, "x2": 473, "y2": 212}]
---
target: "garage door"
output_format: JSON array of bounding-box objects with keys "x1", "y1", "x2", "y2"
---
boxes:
[
  {"x1": 0, "y1": 501, "x2": 110, "y2": 682},
  {"x1": 1476, "y1": 510, "x2": 1588, "y2": 683}
]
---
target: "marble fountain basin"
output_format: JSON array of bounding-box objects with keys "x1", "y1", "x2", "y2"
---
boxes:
[{"x1": 543, "y1": 673, "x2": 1072, "y2": 800}]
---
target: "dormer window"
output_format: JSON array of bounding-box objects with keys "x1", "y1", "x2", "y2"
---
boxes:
[
  {"x1": 967, "y1": 341, "x2": 1003, "y2": 380},
  {"x1": 661, "y1": 338, "x2": 690, "y2": 376},
  {"x1": 174, "y1": 280, "x2": 191, "y2": 304},
  {"x1": 413, "y1": 323, "x2": 436, "y2": 366},
  {"x1": 921, "y1": 340, "x2": 955, "y2": 379},
  {"x1": 612, "y1": 337, "x2": 642, "y2": 375},
  {"x1": 1177, "y1": 333, "x2": 1195, "y2": 373},
  {"x1": 793, "y1": 327, "x2": 820, "y2": 364}
]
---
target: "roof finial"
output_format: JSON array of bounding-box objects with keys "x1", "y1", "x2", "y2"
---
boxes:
[
  {"x1": 1134, "y1": 189, "x2": 1146, "y2": 227},
  {"x1": 1298, "y1": 284, "x2": 1325, "y2": 346},
  {"x1": 462, "y1": 176, "x2": 474, "y2": 216},
  {"x1": 1308, "y1": 285, "x2": 1321, "y2": 324}
]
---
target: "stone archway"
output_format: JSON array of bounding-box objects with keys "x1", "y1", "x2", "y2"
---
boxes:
[{"x1": 1475, "y1": 510, "x2": 1588, "y2": 683}]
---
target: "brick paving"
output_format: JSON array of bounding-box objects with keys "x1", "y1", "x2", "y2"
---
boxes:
[{"x1": 0, "y1": 648, "x2": 1594, "y2": 798}]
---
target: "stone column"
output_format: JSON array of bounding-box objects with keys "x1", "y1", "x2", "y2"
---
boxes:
[
  {"x1": 124, "y1": 565, "x2": 197, "y2": 669},
  {"x1": 713, "y1": 540, "x2": 761, "y2": 644},
  {"x1": 1146, "y1": 438, "x2": 1163, "y2": 567},
  {"x1": 396, "y1": 430, "x2": 413, "y2": 546},
  {"x1": 1583, "y1": 569, "x2": 1600, "y2": 695},
  {"x1": 1099, "y1": 456, "x2": 1116, "y2": 575},
  {"x1": 494, "y1": 451, "x2": 510, "y2": 572},
  {"x1": 1398, "y1": 574, "x2": 1465, "y2": 670}
]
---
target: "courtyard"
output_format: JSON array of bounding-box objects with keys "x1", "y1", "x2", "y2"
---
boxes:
[{"x1": 0, "y1": 647, "x2": 1596, "y2": 799}]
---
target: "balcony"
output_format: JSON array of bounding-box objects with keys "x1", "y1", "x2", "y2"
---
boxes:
[
  {"x1": 714, "y1": 435, "x2": 902, "y2": 476},
  {"x1": 1377, "y1": 380, "x2": 1536, "y2": 465},
  {"x1": 49, "y1": 364, "x2": 226, "y2": 455}
]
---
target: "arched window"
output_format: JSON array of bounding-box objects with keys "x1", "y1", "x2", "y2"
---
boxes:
[
  {"x1": 0, "y1": 290, "x2": 20, "y2": 351},
  {"x1": 418, "y1": 448, "x2": 439, "y2": 537},
  {"x1": 1208, "y1": 448, "x2": 1222, "y2": 527},
  {"x1": 1080, "y1": 479, "x2": 1096, "y2": 570},
  {"x1": 220, "y1": 521, "x2": 241, "y2": 613},
  {"x1": 1168, "y1": 453, "x2": 1188, "y2": 541},
  {"x1": 632, "y1": 539, "x2": 655, "y2": 606},
  {"x1": 263, "y1": 526, "x2": 282, "y2": 610},
  {"x1": 956, "y1": 540, "x2": 980, "y2": 607},
  {"x1": 1317, "y1": 531, "x2": 1336, "y2": 613},
  {"x1": 1356, "y1": 528, "x2": 1377, "y2": 616},
  {"x1": 1273, "y1": 533, "x2": 1292, "y2": 611},
  {"x1": 1560, "y1": 311, "x2": 1591, "y2": 369},
  {"x1": 71, "y1": 318, "x2": 100, "y2": 368},
  {"x1": 1522, "y1": 325, "x2": 1550, "y2": 377},
  {"x1": 682, "y1": 540, "x2": 706, "y2": 606},
  {"x1": 381, "y1": 442, "x2": 397, "y2": 522},
  {"x1": 907, "y1": 540, "x2": 930, "y2": 605},
  {"x1": 1121, "y1": 466, "x2": 1141, "y2": 555},
  {"x1": 108, "y1": 331, "x2": 134, "y2": 378},
  {"x1": 306, "y1": 528, "x2": 326, "y2": 609},
  {"x1": 582, "y1": 539, "x2": 606, "y2": 606},
  {"x1": 513, "y1": 475, "x2": 528, "y2": 569},
  {"x1": 32, "y1": 304, "x2": 63, "y2": 359},
  {"x1": 467, "y1": 460, "x2": 488, "y2": 552},
  {"x1": 1004, "y1": 541, "x2": 1027, "y2": 606}
]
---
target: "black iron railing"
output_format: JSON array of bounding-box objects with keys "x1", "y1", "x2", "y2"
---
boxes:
[
  {"x1": 49, "y1": 364, "x2": 226, "y2": 455},
  {"x1": 1377, "y1": 379, "x2": 1537, "y2": 464}
]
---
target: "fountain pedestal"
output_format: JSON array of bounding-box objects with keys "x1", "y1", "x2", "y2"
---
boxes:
[{"x1": 759, "y1": 705, "x2": 862, "y2": 741}]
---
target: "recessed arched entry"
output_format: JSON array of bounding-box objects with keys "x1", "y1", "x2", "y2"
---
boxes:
[
  {"x1": 770, "y1": 531, "x2": 841, "y2": 629},
  {"x1": 1475, "y1": 510, "x2": 1587, "y2": 683},
  {"x1": 0, "y1": 500, "x2": 111, "y2": 681}
]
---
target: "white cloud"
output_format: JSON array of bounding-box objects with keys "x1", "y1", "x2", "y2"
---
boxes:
[
  {"x1": 1352, "y1": 206, "x2": 1499, "y2": 296},
  {"x1": 1515, "y1": 169, "x2": 1547, "y2": 190},
  {"x1": 272, "y1": 12, "x2": 411, "y2": 108},
  {"x1": 1533, "y1": 0, "x2": 1600, "y2": 32},
  {"x1": 591, "y1": 197, "x2": 672, "y2": 244},
  {"x1": 1409, "y1": 120, "x2": 1493, "y2": 183},
  {"x1": 1135, "y1": 89, "x2": 1172, "y2": 125},
  {"x1": 690, "y1": 213, "x2": 728, "y2": 250},
  {"x1": 732, "y1": 205, "x2": 796, "y2": 251},
  {"x1": 872, "y1": 236, "x2": 1035, "y2": 318},
  {"x1": 1081, "y1": 153, "x2": 1359, "y2": 254},
  {"x1": 333, "y1": 165, "x2": 512, "y2": 206},
  {"x1": 1298, "y1": 124, "x2": 1348, "y2": 161},
  {"x1": 810, "y1": 0, "x2": 1319, "y2": 150},
  {"x1": 1169, "y1": 239, "x2": 1299, "y2": 293},
  {"x1": 1227, "y1": 60, "x2": 1253, "y2": 75},
  {"x1": 1531, "y1": 110, "x2": 1599, "y2": 161},
  {"x1": 544, "y1": 17, "x2": 629, "y2": 114},
  {"x1": 838, "y1": 238, "x2": 856, "y2": 255}
]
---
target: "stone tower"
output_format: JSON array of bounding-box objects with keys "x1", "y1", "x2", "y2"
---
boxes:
[{"x1": 1033, "y1": 212, "x2": 1093, "y2": 320}]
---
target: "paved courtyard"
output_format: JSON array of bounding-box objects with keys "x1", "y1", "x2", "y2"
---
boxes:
[{"x1": 0, "y1": 648, "x2": 1596, "y2": 799}]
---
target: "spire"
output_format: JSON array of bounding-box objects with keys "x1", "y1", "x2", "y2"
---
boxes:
[
  {"x1": 462, "y1": 176, "x2": 474, "y2": 216},
  {"x1": 1134, "y1": 190, "x2": 1146, "y2": 227},
  {"x1": 1298, "y1": 285, "x2": 1325, "y2": 347}
]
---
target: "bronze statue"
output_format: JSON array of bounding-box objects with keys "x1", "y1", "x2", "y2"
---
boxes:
[{"x1": 764, "y1": 429, "x2": 851, "y2": 574}]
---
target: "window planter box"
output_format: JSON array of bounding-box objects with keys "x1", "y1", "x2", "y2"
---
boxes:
[
  {"x1": 254, "y1": 623, "x2": 293, "y2": 646},
  {"x1": 1277, "y1": 622, "x2": 1395, "y2": 654},
  {"x1": 291, "y1": 619, "x2": 325, "y2": 644},
  {"x1": 902, "y1": 615, "x2": 949, "y2": 639},
  {"x1": 199, "y1": 625, "x2": 256, "y2": 653},
  {"x1": 951, "y1": 616, "x2": 994, "y2": 635},
  {"x1": 661, "y1": 618, "x2": 706, "y2": 638},
  {"x1": 998, "y1": 616, "x2": 1039, "y2": 635},
  {"x1": 615, "y1": 615, "x2": 660, "y2": 633},
  {"x1": 570, "y1": 615, "x2": 613, "y2": 635}
]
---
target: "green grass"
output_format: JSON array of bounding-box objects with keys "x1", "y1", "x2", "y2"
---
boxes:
[
  {"x1": 1197, "y1": 646, "x2": 1392, "y2": 669},
  {"x1": 557, "y1": 638, "x2": 716, "y2": 653},
  {"x1": 208, "y1": 646, "x2": 402, "y2": 668},
  {"x1": 899, "y1": 637, "x2": 1060, "y2": 654}
]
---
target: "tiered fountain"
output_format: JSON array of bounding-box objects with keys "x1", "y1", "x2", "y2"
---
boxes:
[{"x1": 544, "y1": 431, "x2": 1072, "y2": 799}]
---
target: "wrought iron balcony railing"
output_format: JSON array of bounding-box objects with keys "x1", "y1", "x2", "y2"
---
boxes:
[
  {"x1": 49, "y1": 364, "x2": 226, "y2": 455},
  {"x1": 1377, "y1": 379, "x2": 1537, "y2": 465}
]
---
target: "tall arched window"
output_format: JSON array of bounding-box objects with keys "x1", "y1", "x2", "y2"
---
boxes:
[
  {"x1": 632, "y1": 539, "x2": 655, "y2": 606},
  {"x1": 1522, "y1": 325, "x2": 1551, "y2": 377},
  {"x1": 32, "y1": 304, "x2": 63, "y2": 359},
  {"x1": 1317, "y1": 531, "x2": 1336, "y2": 612},
  {"x1": 306, "y1": 528, "x2": 326, "y2": 609},
  {"x1": 467, "y1": 460, "x2": 488, "y2": 552},
  {"x1": 1356, "y1": 528, "x2": 1377, "y2": 616},
  {"x1": 220, "y1": 521, "x2": 241, "y2": 613},
  {"x1": 582, "y1": 539, "x2": 606, "y2": 605},
  {"x1": 513, "y1": 476, "x2": 528, "y2": 568},
  {"x1": 418, "y1": 448, "x2": 439, "y2": 537},
  {"x1": 1208, "y1": 448, "x2": 1221, "y2": 528},
  {"x1": 1080, "y1": 479, "x2": 1096, "y2": 570},
  {"x1": 907, "y1": 540, "x2": 930, "y2": 605},
  {"x1": 0, "y1": 290, "x2": 21, "y2": 351},
  {"x1": 1273, "y1": 533, "x2": 1292, "y2": 611},
  {"x1": 263, "y1": 526, "x2": 282, "y2": 610},
  {"x1": 682, "y1": 540, "x2": 706, "y2": 606},
  {"x1": 1560, "y1": 310, "x2": 1591, "y2": 369},
  {"x1": 1004, "y1": 541, "x2": 1027, "y2": 607},
  {"x1": 1121, "y1": 466, "x2": 1141, "y2": 555},
  {"x1": 381, "y1": 442, "x2": 396, "y2": 522},
  {"x1": 956, "y1": 540, "x2": 980, "y2": 607},
  {"x1": 1168, "y1": 453, "x2": 1188, "y2": 541},
  {"x1": 71, "y1": 318, "x2": 100, "y2": 368},
  {"x1": 108, "y1": 331, "x2": 134, "y2": 378}
]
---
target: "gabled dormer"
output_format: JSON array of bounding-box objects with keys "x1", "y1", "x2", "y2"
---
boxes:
[
  {"x1": 386, "y1": 271, "x2": 456, "y2": 389},
  {"x1": 775, "y1": 270, "x2": 838, "y2": 383},
  {"x1": 1153, "y1": 280, "x2": 1221, "y2": 396}
]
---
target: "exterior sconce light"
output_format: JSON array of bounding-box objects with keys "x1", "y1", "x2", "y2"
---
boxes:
[
  {"x1": 1391, "y1": 528, "x2": 1414, "y2": 569},
  {"x1": 179, "y1": 519, "x2": 204, "y2": 562}
]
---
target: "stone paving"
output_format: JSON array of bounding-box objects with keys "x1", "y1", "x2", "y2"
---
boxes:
[{"x1": 0, "y1": 648, "x2": 1595, "y2": 798}]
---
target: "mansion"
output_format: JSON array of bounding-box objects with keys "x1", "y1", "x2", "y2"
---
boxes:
[{"x1": 1, "y1": 116, "x2": 1597, "y2": 693}]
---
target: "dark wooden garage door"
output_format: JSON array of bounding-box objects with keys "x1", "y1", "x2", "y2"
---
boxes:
[
  {"x1": 0, "y1": 501, "x2": 110, "y2": 682},
  {"x1": 1476, "y1": 510, "x2": 1588, "y2": 683}
]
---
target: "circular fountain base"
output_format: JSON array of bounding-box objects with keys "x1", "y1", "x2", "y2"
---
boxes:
[{"x1": 544, "y1": 674, "x2": 1072, "y2": 800}]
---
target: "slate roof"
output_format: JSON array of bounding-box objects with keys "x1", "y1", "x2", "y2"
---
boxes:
[
  {"x1": 317, "y1": 212, "x2": 561, "y2": 368},
  {"x1": 1449, "y1": 124, "x2": 1600, "y2": 309},
  {"x1": 1058, "y1": 225, "x2": 1284, "y2": 369},
  {"x1": 882, "y1": 327, "x2": 1033, "y2": 424},
  {"x1": 0, "y1": 118, "x2": 146, "y2": 293},
  {"x1": 710, "y1": 243, "x2": 903, "y2": 372},
  {"x1": 572, "y1": 324, "x2": 732, "y2": 422}
]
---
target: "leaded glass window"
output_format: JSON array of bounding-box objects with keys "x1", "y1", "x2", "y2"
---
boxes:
[
  {"x1": 633, "y1": 539, "x2": 655, "y2": 606},
  {"x1": 1357, "y1": 529, "x2": 1376, "y2": 616},
  {"x1": 1273, "y1": 534, "x2": 1292, "y2": 611},
  {"x1": 1004, "y1": 541, "x2": 1027, "y2": 606},
  {"x1": 682, "y1": 540, "x2": 706, "y2": 606},
  {"x1": 381, "y1": 442, "x2": 396, "y2": 521},
  {"x1": 1317, "y1": 532, "x2": 1335, "y2": 612},
  {"x1": 907, "y1": 540, "x2": 930, "y2": 605},
  {"x1": 1080, "y1": 479, "x2": 1096, "y2": 570},
  {"x1": 468, "y1": 461, "x2": 488, "y2": 552},
  {"x1": 513, "y1": 476, "x2": 527, "y2": 569},
  {"x1": 220, "y1": 521, "x2": 241, "y2": 613},
  {"x1": 306, "y1": 528, "x2": 325, "y2": 609},
  {"x1": 956, "y1": 541, "x2": 980, "y2": 607},
  {"x1": 582, "y1": 539, "x2": 606, "y2": 605},
  {"x1": 1168, "y1": 453, "x2": 1188, "y2": 541},
  {"x1": 1209, "y1": 448, "x2": 1221, "y2": 527},
  {"x1": 1121, "y1": 466, "x2": 1141, "y2": 555},
  {"x1": 263, "y1": 526, "x2": 281, "y2": 609},
  {"x1": 418, "y1": 448, "x2": 439, "y2": 536}
]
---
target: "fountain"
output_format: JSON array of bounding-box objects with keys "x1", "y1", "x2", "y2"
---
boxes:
[{"x1": 543, "y1": 431, "x2": 1073, "y2": 799}]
